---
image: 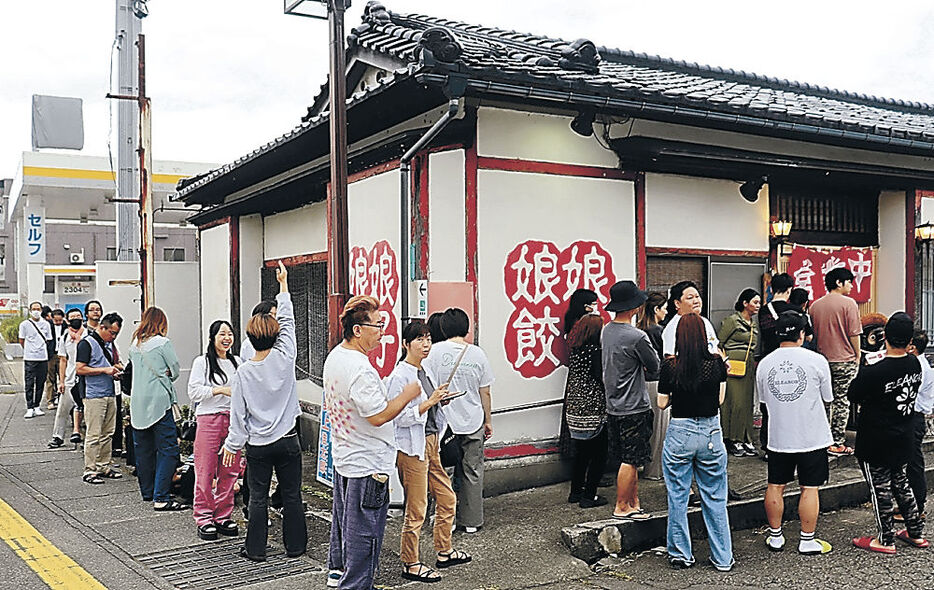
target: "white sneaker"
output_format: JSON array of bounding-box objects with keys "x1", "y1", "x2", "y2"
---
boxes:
[
  {"x1": 766, "y1": 534, "x2": 786, "y2": 552},
  {"x1": 462, "y1": 526, "x2": 480, "y2": 534},
  {"x1": 24, "y1": 408, "x2": 34, "y2": 419},
  {"x1": 326, "y1": 569, "x2": 342, "y2": 587},
  {"x1": 32, "y1": 408, "x2": 45, "y2": 417}
]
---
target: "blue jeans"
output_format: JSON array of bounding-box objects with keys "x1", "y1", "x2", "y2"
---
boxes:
[
  {"x1": 133, "y1": 410, "x2": 180, "y2": 502},
  {"x1": 662, "y1": 416, "x2": 733, "y2": 569},
  {"x1": 329, "y1": 471, "x2": 390, "y2": 590}
]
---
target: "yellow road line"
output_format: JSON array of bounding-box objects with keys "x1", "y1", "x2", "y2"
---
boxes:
[{"x1": 0, "y1": 498, "x2": 107, "y2": 589}]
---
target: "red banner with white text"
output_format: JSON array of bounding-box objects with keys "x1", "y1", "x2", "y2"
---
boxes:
[{"x1": 786, "y1": 245, "x2": 873, "y2": 303}]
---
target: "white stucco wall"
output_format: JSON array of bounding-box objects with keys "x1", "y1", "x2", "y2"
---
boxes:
[
  {"x1": 645, "y1": 173, "x2": 770, "y2": 251},
  {"x1": 199, "y1": 224, "x2": 230, "y2": 337},
  {"x1": 921, "y1": 196, "x2": 934, "y2": 224},
  {"x1": 476, "y1": 169, "x2": 636, "y2": 443},
  {"x1": 428, "y1": 150, "x2": 466, "y2": 281},
  {"x1": 239, "y1": 214, "x2": 263, "y2": 330},
  {"x1": 263, "y1": 202, "x2": 327, "y2": 259},
  {"x1": 477, "y1": 107, "x2": 620, "y2": 168},
  {"x1": 877, "y1": 190, "x2": 908, "y2": 316}
]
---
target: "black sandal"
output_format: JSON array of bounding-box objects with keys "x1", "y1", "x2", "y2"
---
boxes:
[
  {"x1": 435, "y1": 549, "x2": 472, "y2": 568},
  {"x1": 402, "y1": 562, "x2": 442, "y2": 583},
  {"x1": 154, "y1": 500, "x2": 191, "y2": 511},
  {"x1": 82, "y1": 473, "x2": 104, "y2": 485},
  {"x1": 198, "y1": 524, "x2": 218, "y2": 541},
  {"x1": 100, "y1": 470, "x2": 123, "y2": 479},
  {"x1": 215, "y1": 520, "x2": 239, "y2": 536}
]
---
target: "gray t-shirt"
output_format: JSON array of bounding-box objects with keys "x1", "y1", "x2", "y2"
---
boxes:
[
  {"x1": 601, "y1": 322, "x2": 660, "y2": 416},
  {"x1": 417, "y1": 369, "x2": 439, "y2": 436}
]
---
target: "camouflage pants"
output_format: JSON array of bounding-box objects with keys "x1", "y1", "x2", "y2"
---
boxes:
[{"x1": 827, "y1": 361, "x2": 859, "y2": 446}]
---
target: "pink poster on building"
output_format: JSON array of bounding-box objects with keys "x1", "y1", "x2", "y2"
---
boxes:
[
  {"x1": 503, "y1": 240, "x2": 616, "y2": 378},
  {"x1": 349, "y1": 240, "x2": 399, "y2": 377},
  {"x1": 786, "y1": 245, "x2": 873, "y2": 303}
]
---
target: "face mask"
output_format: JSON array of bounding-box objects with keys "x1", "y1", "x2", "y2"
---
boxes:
[
  {"x1": 69, "y1": 318, "x2": 83, "y2": 330},
  {"x1": 30, "y1": 310, "x2": 41, "y2": 320}
]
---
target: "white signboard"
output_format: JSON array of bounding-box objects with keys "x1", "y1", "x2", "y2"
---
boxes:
[
  {"x1": 60, "y1": 280, "x2": 92, "y2": 296},
  {"x1": 411, "y1": 280, "x2": 428, "y2": 319},
  {"x1": 24, "y1": 206, "x2": 45, "y2": 263},
  {"x1": 0, "y1": 295, "x2": 19, "y2": 316}
]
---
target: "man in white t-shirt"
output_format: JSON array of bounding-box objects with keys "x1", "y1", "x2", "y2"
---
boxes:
[
  {"x1": 757, "y1": 311, "x2": 834, "y2": 556},
  {"x1": 423, "y1": 308, "x2": 494, "y2": 533},
  {"x1": 323, "y1": 295, "x2": 421, "y2": 590},
  {"x1": 19, "y1": 301, "x2": 52, "y2": 419}
]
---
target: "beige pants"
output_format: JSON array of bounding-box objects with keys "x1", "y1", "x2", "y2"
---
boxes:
[
  {"x1": 43, "y1": 356, "x2": 60, "y2": 407},
  {"x1": 83, "y1": 397, "x2": 116, "y2": 475},
  {"x1": 396, "y1": 434, "x2": 456, "y2": 564}
]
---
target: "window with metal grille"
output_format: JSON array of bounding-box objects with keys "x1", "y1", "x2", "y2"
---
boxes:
[
  {"x1": 918, "y1": 242, "x2": 934, "y2": 336},
  {"x1": 771, "y1": 185, "x2": 878, "y2": 247},
  {"x1": 646, "y1": 256, "x2": 707, "y2": 304},
  {"x1": 261, "y1": 260, "x2": 328, "y2": 385}
]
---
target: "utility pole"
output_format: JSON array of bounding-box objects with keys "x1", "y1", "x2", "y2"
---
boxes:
[
  {"x1": 115, "y1": 0, "x2": 143, "y2": 262},
  {"x1": 138, "y1": 35, "x2": 154, "y2": 311},
  {"x1": 284, "y1": 0, "x2": 352, "y2": 349}
]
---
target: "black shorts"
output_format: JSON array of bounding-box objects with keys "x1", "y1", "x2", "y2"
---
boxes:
[
  {"x1": 607, "y1": 410, "x2": 654, "y2": 468},
  {"x1": 768, "y1": 448, "x2": 829, "y2": 487}
]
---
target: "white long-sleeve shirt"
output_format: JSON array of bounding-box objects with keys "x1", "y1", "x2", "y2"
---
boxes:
[
  {"x1": 223, "y1": 292, "x2": 300, "y2": 452},
  {"x1": 385, "y1": 361, "x2": 448, "y2": 460},
  {"x1": 187, "y1": 355, "x2": 241, "y2": 416}
]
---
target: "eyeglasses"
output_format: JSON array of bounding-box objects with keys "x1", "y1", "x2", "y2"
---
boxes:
[
  {"x1": 358, "y1": 322, "x2": 386, "y2": 330},
  {"x1": 107, "y1": 329, "x2": 120, "y2": 337}
]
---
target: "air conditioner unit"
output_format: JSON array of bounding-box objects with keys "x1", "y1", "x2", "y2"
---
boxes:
[{"x1": 69, "y1": 251, "x2": 85, "y2": 264}]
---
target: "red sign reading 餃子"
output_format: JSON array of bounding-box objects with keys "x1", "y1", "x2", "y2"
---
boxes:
[
  {"x1": 349, "y1": 240, "x2": 399, "y2": 377},
  {"x1": 503, "y1": 240, "x2": 616, "y2": 379},
  {"x1": 786, "y1": 245, "x2": 873, "y2": 303}
]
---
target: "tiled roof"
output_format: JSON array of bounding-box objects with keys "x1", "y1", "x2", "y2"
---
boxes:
[{"x1": 177, "y1": 1, "x2": 934, "y2": 201}]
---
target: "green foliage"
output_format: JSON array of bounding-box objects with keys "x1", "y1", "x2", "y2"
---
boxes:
[{"x1": 0, "y1": 314, "x2": 25, "y2": 344}]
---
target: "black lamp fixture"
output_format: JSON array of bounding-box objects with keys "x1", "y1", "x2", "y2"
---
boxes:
[
  {"x1": 916, "y1": 222, "x2": 934, "y2": 243},
  {"x1": 570, "y1": 110, "x2": 595, "y2": 137},
  {"x1": 739, "y1": 176, "x2": 767, "y2": 202}
]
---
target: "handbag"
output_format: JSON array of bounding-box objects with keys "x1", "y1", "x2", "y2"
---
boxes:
[
  {"x1": 439, "y1": 426, "x2": 461, "y2": 468},
  {"x1": 725, "y1": 320, "x2": 754, "y2": 378}
]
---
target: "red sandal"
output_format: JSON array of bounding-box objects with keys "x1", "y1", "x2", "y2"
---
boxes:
[
  {"x1": 896, "y1": 530, "x2": 929, "y2": 548},
  {"x1": 852, "y1": 536, "x2": 896, "y2": 554}
]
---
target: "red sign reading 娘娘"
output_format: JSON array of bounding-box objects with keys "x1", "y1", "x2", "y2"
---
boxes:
[
  {"x1": 503, "y1": 240, "x2": 616, "y2": 379},
  {"x1": 786, "y1": 245, "x2": 873, "y2": 303}
]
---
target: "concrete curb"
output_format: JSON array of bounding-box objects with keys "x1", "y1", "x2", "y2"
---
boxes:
[{"x1": 561, "y1": 460, "x2": 934, "y2": 564}]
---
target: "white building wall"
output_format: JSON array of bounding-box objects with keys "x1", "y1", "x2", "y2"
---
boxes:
[
  {"x1": 476, "y1": 170, "x2": 635, "y2": 443},
  {"x1": 645, "y1": 173, "x2": 770, "y2": 251},
  {"x1": 263, "y1": 202, "x2": 327, "y2": 259},
  {"x1": 477, "y1": 107, "x2": 620, "y2": 168},
  {"x1": 199, "y1": 224, "x2": 230, "y2": 337},
  {"x1": 239, "y1": 214, "x2": 263, "y2": 330},
  {"x1": 428, "y1": 150, "x2": 466, "y2": 281},
  {"x1": 877, "y1": 190, "x2": 908, "y2": 316},
  {"x1": 921, "y1": 195, "x2": 934, "y2": 224}
]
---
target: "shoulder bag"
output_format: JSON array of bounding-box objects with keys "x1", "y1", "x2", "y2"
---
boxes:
[{"x1": 725, "y1": 319, "x2": 754, "y2": 378}]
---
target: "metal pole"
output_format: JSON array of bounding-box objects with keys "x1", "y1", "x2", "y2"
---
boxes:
[
  {"x1": 326, "y1": 0, "x2": 350, "y2": 349},
  {"x1": 137, "y1": 34, "x2": 154, "y2": 311},
  {"x1": 115, "y1": 0, "x2": 141, "y2": 262}
]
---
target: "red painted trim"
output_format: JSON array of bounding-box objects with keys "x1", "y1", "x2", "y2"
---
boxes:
[
  {"x1": 264, "y1": 252, "x2": 328, "y2": 268},
  {"x1": 646, "y1": 246, "x2": 769, "y2": 258},
  {"x1": 465, "y1": 141, "x2": 480, "y2": 341},
  {"x1": 428, "y1": 142, "x2": 466, "y2": 155},
  {"x1": 229, "y1": 216, "x2": 241, "y2": 338},
  {"x1": 484, "y1": 443, "x2": 559, "y2": 460},
  {"x1": 347, "y1": 159, "x2": 400, "y2": 184},
  {"x1": 477, "y1": 156, "x2": 637, "y2": 181},
  {"x1": 908, "y1": 190, "x2": 920, "y2": 316},
  {"x1": 635, "y1": 172, "x2": 647, "y2": 289},
  {"x1": 416, "y1": 153, "x2": 430, "y2": 278},
  {"x1": 197, "y1": 216, "x2": 230, "y2": 231}
]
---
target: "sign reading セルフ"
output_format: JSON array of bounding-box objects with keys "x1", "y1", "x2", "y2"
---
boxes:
[{"x1": 503, "y1": 240, "x2": 616, "y2": 379}]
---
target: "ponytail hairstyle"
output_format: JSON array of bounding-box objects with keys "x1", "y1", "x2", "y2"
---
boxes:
[
  {"x1": 205, "y1": 320, "x2": 239, "y2": 385},
  {"x1": 636, "y1": 291, "x2": 667, "y2": 332},
  {"x1": 398, "y1": 320, "x2": 432, "y2": 363},
  {"x1": 733, "y1": 288, "x2": 761, "y2": 312}
]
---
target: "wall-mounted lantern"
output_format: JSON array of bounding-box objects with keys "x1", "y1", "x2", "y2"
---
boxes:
[{"x1": 916, "y1": 222, "x2": 934, "y2": 243}]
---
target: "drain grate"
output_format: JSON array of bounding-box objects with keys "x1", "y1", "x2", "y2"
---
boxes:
[{"x1": 134, "y1": 539, "x2": 323, "y2": 590}]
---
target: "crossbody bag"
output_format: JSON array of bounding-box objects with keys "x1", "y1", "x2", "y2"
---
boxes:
[{"x1": 725, "y1": 320, "x2": 754, "y2": 379}]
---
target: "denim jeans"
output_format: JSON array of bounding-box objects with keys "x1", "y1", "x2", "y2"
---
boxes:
[
  {"x1": 329, "y1": 471, "x2": 390, "y2": 590},
  {"x1": 133, "y1": 409, "x2": 180, "y2": 502},
  {"x1": 244, "y1": 433, "x2": 306, "y2": 558},
  {"x1": 662, "y1": 416, "x2": 733, "y2": 569}
]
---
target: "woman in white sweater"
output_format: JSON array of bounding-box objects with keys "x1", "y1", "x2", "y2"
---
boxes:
[{"x1": 188, "y1": 320, "x2": 241, "y2": 541}]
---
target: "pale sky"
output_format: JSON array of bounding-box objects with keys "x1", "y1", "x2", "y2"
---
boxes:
[{"x1": 2, "y1": 1, "x2": 933, "y2": 178}]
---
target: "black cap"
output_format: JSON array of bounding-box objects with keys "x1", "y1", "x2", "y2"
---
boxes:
[
  {"x1": 605, "y1": 280, "x2": 647, "y2": 313},
  {"x1": 885, "y1": 312, "x2": 914, "y2": 347},
  {"x1": 775, "y1": 311, "x2": 807, "y2": 342}
]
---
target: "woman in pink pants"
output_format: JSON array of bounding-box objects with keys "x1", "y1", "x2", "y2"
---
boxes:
[{"x1": 188, "y1": 320, "x2": 242, "y2": 541}]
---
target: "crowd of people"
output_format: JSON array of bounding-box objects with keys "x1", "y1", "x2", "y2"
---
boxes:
[
  {"x1": 560, "y1": 268, "x2": 934, "y2": 569},
  {"x1": 17, "y1": 261, "x2": 934, "y2": 586}
]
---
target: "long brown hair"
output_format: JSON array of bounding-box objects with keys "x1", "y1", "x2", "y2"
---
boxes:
[
  {"x1": 133, "y1": 307, "x2": 168, "y2": 344},
  {"x1": 636, "y1": 292, "x2": 667, "y2": 332},
  {"x1": 671, "y1": 313, "x2": 710, "y2": 389},
  {"x1": 567, "y1": 314, "x2": 603, "y2": 349}
]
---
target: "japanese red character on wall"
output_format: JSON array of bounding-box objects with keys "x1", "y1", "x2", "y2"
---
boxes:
[
  {"x1": 349, "y1": 240, "x2": 399, "y2": 377},
  {"x1": 503, "y1": 240, "x2": 616, "y2": 378},
  {"x1": 786, "y1": 245, "x2": 873, "y2": 303}
]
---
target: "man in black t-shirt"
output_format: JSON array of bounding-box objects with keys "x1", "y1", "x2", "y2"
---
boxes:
[
  {"x1": 757, "y1": 273, "x2": 794, "y2": 455},
  {"x1": 848, "y1": 312, "x2": 926, "y2": 554}
]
